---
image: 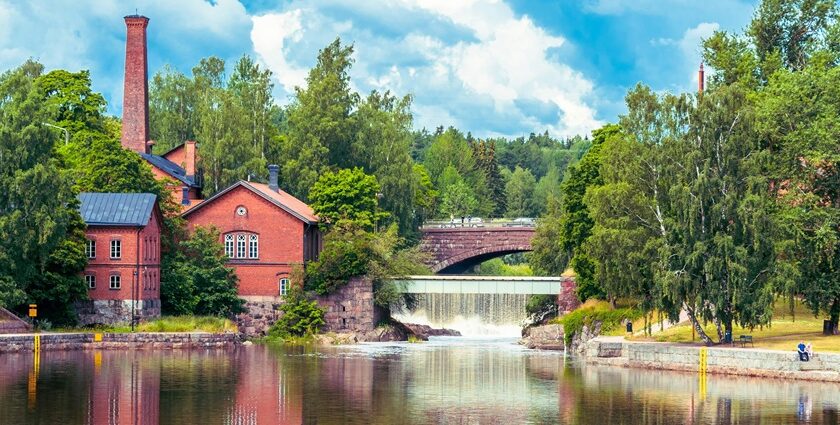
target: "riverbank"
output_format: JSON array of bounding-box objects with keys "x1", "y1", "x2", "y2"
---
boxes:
[
  {"x1": 0, "y1": 332, "x2": 239, "y2": 353},
  {"x1": 584, "y1": 336, "x2": 840, "y2": 383}
]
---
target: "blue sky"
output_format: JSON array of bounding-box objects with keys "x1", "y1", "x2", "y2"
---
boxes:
[{"x1": 0, "y1": 0, "x2": 758, "y2": 138}]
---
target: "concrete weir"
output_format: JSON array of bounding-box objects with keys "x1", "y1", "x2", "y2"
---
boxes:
[{"x1": 395, "y1": 275, "x2": 562, "y2": 295}]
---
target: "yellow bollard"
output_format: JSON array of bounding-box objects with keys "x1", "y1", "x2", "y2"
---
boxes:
[
  {"x1": 698, "y1": 347, "x2": 708, "y2": 401},
  {"x1": 94, "y1": 332, "x2": 102, "y2": 342}
]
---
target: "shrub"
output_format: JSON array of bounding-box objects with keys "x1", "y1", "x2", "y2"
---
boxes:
[
  {"x1": 526, "y1": 294, "x2": 558, "y2": 324},
  {"x1": 554, "y1": 301, "x2": 641, "y2": 345},
  {"x1": 268, "y1": 292, "x2": 325, "y2": 338}
]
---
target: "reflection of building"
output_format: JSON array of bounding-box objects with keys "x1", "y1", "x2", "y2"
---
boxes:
[
  {"x1": 77, "y1": 193, "x2": 163, "y2": 325},
  {"x1": 87, "y1": 352, "x2": 160, "y2": 425},
  {"x1": 233, "y1": 347, "x2": 302, "y2": 423}
]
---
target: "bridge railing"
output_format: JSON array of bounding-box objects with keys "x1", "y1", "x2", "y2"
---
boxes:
[{"x1": 422, "y1": 218, "x2": 536, "y2": 229}]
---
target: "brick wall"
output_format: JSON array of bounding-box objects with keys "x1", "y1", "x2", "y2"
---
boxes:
[{"x1": 186, "y1": 185, "x2": 305, "y2": 297}]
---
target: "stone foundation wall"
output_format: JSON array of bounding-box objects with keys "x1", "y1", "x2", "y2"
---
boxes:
[
  {"x1": 583, "y1": 338, "x2": 840, "y2": 383},
  {"x1": 75, "y1": 299, "x2": 161, "y2": 326},
  {"x1": 315, "y1": 277, "x2": 382, "y2": 333},
  {"x1": 0, "y1": 332, "x2": 239, "y2": 353},
  {"x1": 236, "y1": 297, "x2": 284, "y2": 337}
]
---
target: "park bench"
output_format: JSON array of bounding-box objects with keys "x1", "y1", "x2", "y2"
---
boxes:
[{"x1": 737, "y1": 335, "x2": 754, "y2": 347}]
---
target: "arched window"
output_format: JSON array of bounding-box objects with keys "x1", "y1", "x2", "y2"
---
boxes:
[
  {"x1": 236, "y1": 234, "x2": 247, "y2": 258},
  {"x1": 249, "y1": 234, "x2": 259, "y2": 259},
  {"x1": 224, "y1": 234, "x2": 234, "y2": 258}
]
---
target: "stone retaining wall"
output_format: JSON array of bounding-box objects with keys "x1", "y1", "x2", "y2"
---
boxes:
[
  {"x1": 315, "y1": 277, "x2": 383, "y2": 333},
  {"x1": 0, "y1": 307, "x2": 32, "y2": 334},
  {"x1": 0, "y1": 332, "x2": 239, "y2": 353},
  {"x1": 584, "y1": 338, "x2": 840, "y2": 383}
]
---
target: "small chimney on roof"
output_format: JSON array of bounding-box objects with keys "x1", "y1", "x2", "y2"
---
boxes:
[
  {"x1": 268, "y1": 164, "x2": 279, "y2": 192},
  {"x1": 698, "y1": 62, "x2": 705, "y2": 94},
  {"x1": 181, "y1": 186, "x2": 190, "y2": 206},
  {"x1": 184, "y1": 140, "x2": 197, "y2": 177}
]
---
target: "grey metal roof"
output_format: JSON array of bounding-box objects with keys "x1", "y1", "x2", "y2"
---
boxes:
[
  {"x1": 78, "y1": 193, "x2": 157, "y2": 227},
  {"x1": 140, "y1": 153, "x2": 199, "y2": 187}
]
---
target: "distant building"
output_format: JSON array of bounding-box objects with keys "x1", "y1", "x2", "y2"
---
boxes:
[
  {"x1": 76, "y1": 193, "x2": 162, "y2": 325},
  {"x1": 182, "y1": 165, "x2": 321, "y2": 301}
]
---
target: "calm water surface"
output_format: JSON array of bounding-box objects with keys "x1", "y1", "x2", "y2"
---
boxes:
[{"x1": 0, "y1": 337, "x2": 837, "y2": 424}]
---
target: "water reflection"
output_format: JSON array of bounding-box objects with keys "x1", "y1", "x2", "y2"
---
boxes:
[{"x1": 0, "y1": 338, "x2": 838, "y2": 424}]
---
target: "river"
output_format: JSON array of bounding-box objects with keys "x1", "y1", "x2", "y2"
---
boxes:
[{"x1": 1, "y1": 337, "x2": 837, "y2": 424}]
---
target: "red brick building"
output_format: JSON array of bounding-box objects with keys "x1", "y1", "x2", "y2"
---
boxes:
[
  {"x1": 182, "y1": 165, "x2": 321, "y2": 301},
  {"x1": 121, "y1": 15, "x2": 203, "y2": 208},
  {"x1": 76, "y1": 193, "x2": 163, "y2": 325}
]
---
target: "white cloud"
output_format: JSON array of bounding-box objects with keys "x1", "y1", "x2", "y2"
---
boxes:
[
  {"x1": 251, "y1": 10, "x2": 308, "y2": 94},
  {"x1": 250, "y1": 0, "x2": 602, "y2": 137},
  {"x1": 651, "y1": 22, "x2": 719, "y2": 90}
]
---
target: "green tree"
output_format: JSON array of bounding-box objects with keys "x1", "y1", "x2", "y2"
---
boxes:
[
  {"x1": 756, "y1": 62, "x2": 840, "y2": 328},
  {"x1": 161, "y1": 226, "x2": 244, "y2": 317},
  {"x1": 440, "y1": 180, "x2": 478, "y2": 219},
  {"x1": 282, "y1": 38, "x2": 358, "y2": 198},
  {"x1": 308, "y1": 168, "x2": 388, "y2": 230},
  {"x1": 0, "y1": 61, "x2": 88, "y2": 324},
  {"x1": 473, "y1": 140, "x2": 506, "y2": 217},
  {"x1": 534, "y1": 163, "x2": 562, "y2": 216},
  {"x1": 352, "y1": 90, "x2": 418, "y2": 236},
  {"x1": 505, "y1": 166, "x2": 536, "y2": 218}
]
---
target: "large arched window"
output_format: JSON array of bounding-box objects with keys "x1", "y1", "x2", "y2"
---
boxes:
[
  {"x1": 249, "y1": 234, "x2": 259, "y2": 259},
  {"x1": 224, "y1": 234, "x2": 234, "y2": 258},
  {"x1": 224, "y1": 232, "x2": 260, "y2": 259},
  {"x1": 236, "y1": 234, "x2": 247, "y2": 258}
]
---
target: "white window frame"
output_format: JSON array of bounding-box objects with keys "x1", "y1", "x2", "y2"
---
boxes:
[
  {"x1": 85, "y1": 275, "x2": 95, "y2": 289},
  {"x1": 248, "y1": 234, "x2": 259, "y2": 259},
  {"x1": 110, "y1": 239, "x2": 121, "y2": 259},
  {"x1": 236, "y1": 234, "x2": 246, "y2": 258},
  {"x1": 86, "y1": 239, "x2": 96, "y2": 259},
  {"x1": 224, "y1": 234, "x2": 234, "y2": 258},
  {"x1": 109, "y1": 274, "x2": 121, "y2": 290},
  {"x1": 280, "y1": 278, "x2": 290, "y2": 296}
]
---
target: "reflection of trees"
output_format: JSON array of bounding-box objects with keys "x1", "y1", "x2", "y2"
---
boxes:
[{"x1": 158, "y1": 349, "x2": 238, "y2": 423}]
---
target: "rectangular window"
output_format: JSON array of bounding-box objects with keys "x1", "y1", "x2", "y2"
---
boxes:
[
  {"x1": 85, "y1": 275, "x2": 95, "y2": 289},
  {"x1": 110, "y1": 240, "x2": 121, "y2": 259},
  {"x1": 280, "y1": 278, "x2": 290, "y2": 296},
  {"x1": 224, "y1": 234, "x2": 234, "y2": 258},
  {"x1": 85, "y1": 239, "x2": 96, "y2": 259},
  {"x1": 249, "y1": 234, "x2": 259, "y2": 259},
  {"x1": 109, "y1": 275, "x2": 121, "y2": 290},
  {"x1": 236, "y1": 234, "x2": 246, "y2": 258}
]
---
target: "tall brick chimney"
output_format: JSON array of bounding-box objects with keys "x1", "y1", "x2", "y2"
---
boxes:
[
  {"x1": 698, "y1": 62, "x2": 705, "y2": 94},
  {"x1": 121, "y1": 15, "x2": 151, "y2": 154},
  {"x1": 184, "y1": 140, "x2": 197, "y2": 177}
]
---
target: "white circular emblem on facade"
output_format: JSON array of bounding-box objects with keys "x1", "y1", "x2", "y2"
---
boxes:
[{"x1": 236, "y1": 207, "x2": 247, "y2": 216}]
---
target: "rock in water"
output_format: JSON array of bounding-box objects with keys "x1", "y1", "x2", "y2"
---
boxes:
[{"x1": 519, "y1": 324, "x2": 565, "y2": 350}]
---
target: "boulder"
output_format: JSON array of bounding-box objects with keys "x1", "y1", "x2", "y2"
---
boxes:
[{"x1": 519, "y1": 324, "x2": 565, "y2": 351}]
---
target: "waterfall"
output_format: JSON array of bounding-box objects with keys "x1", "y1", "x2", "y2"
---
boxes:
[{"x1": 394, "y1": 293, "x2": 529, "y2": 337}]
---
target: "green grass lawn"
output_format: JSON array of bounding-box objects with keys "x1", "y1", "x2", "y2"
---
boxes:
[
  {"x1": 630, "y1": 300, "x2": 840, "y2": 352},
  {"x1": 55, "y1": 316, "x2": 236, "y2": 334}
]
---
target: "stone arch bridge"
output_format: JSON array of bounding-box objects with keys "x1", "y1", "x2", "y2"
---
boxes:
[{"x1": 419, "y1": 223, "x2": 536, "y2": 273}]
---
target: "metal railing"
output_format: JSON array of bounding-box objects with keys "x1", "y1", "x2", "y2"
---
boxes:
[{"x1": 422, "y1": 218, "x2": 536, "y2": 229}]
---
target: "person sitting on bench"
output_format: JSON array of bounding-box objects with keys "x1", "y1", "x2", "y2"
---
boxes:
[{"x1": 798, "y1": 341, "x2": 810, "y2": 361}]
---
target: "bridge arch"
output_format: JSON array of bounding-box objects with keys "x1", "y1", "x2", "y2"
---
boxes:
[{"x1": 419, "y1": 226, "x2": 535, "y2": 274}]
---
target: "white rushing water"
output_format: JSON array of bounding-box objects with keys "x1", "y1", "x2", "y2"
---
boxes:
[{"x1": 394, "y1": 293, "x2": 529, "y2": 337}]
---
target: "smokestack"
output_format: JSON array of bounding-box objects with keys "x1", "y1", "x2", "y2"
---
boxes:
[
  {"x1": 698, "y1": 62, "x2": 705, "y2": 94},
  {"x1": 181, "y1": 186, "x2": 190, "y2": 206},
  {"x1": 121, "y1": 15, "x2": 151, "y2": 154},
  {"x1": 184, "y1": 140, "x2": 197, "y2": 177},
  {"x1": 268, "y1": 165, "x2": 279, "y2": 192}
]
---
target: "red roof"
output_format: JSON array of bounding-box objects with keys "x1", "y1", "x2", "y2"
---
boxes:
[
  {"x1": 182, "y1": 181, "x2": 318, "y2": 224},
  {"x1": 248, "y1": 182, "x2": 318, "y2": 223}
]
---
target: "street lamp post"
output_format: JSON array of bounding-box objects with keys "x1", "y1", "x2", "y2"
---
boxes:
[{"x1": 42, "y1": 122, "x2": 69, "y2": 145}]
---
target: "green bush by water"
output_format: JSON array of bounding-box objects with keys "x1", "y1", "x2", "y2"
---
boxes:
[
  {"x1": 55, "y1": 316, "x2": 236, "y2": 334},
  {"x1": 553, "y1": 301, "x2": 641, "y2": 345}
]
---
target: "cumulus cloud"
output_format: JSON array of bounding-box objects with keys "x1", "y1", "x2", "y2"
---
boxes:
[
  {"x1": 250, "y1": 0, "x2": 602, "y2": 137},
  {"x1": 651, "y1": 22, "x2": 720, "y2": 90}
]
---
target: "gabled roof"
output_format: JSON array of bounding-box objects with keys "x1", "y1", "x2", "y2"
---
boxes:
[
  {"x1": 78, "y1": 193, "x2": 157, "y2": 227},
  {"x1": 182, "y1": 181, "x2": 318, "y2": 224},
  {"x1": 140, "y1": 153, "x2": 199, "y2": 188}
]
